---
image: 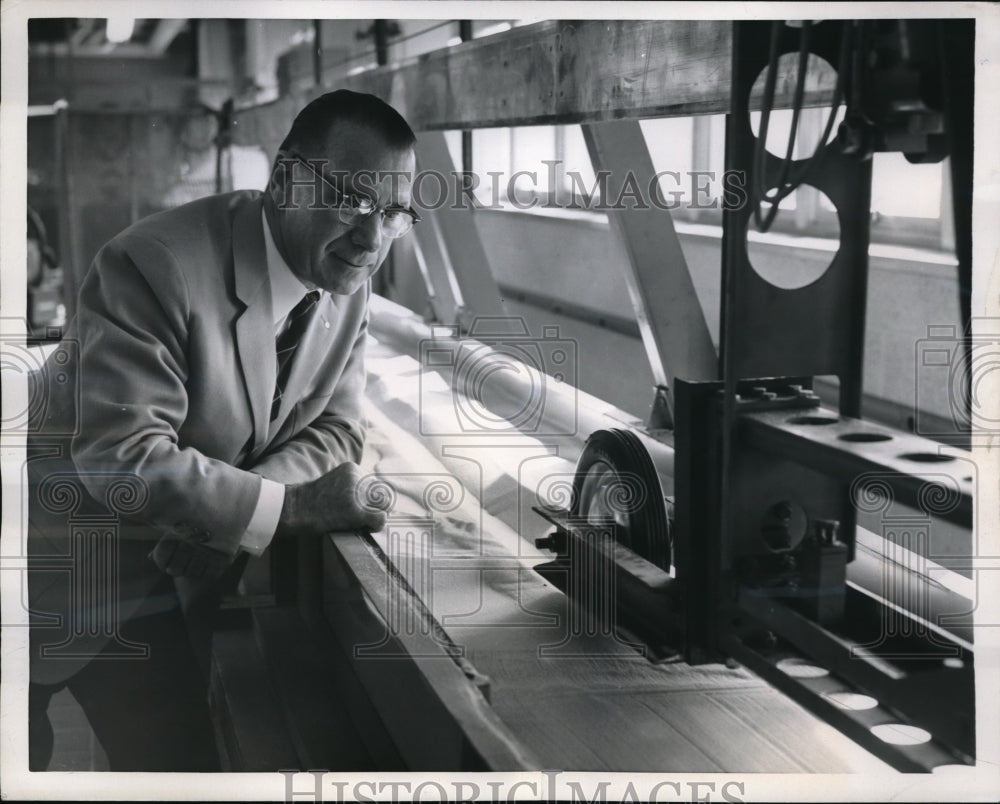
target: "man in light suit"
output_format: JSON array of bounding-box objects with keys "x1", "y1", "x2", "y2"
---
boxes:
[{"x1": 26, "y1": 89, "x2": 416, "y2": 770}]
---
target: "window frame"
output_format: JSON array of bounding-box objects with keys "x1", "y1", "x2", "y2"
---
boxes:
[{"x1": 478, "y1": 113, "x2": 955, "y2": 257}]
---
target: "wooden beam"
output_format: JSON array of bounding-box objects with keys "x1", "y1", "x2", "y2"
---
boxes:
[
  {"x1": 322, "y1": 532, "x2": 540, "y2": 771},
  {"x1": 233, "y1": 19, "x2": 838, "y2": 149}
]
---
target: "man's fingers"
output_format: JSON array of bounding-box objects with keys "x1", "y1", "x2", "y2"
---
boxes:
[
  {"x1": 363, "y1": 509, "x2": 388, "y2": 533},
  {"x1": 299, "y1": 464, "x2": 393, "y2": 534}
]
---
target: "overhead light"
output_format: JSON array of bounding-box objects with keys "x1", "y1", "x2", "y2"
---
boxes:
[{"x1": 105, "y1": 17, "x2": 135, "y2": 44}]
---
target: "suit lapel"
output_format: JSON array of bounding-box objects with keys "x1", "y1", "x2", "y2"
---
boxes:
[{"x1": 232, "y1": 196, "x2": 275, "y2": 455}]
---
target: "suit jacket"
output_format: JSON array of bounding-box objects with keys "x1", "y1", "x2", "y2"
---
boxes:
[{"x1": 27, "y1": 190, "x2": 368, "y2": 682}]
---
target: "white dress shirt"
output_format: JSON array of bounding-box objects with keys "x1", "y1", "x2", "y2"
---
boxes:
[{"x1": 239, "y1": 208, "x2": 320, "y2": 557}]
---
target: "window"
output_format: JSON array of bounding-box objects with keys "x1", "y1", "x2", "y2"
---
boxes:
[{"x1": 464, "y1": 111, "x2": 950, "y2": 254}]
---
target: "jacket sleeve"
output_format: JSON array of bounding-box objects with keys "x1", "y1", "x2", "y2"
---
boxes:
[{"x1": 70, "y1": 234, "x2": 262, "y2": 557}]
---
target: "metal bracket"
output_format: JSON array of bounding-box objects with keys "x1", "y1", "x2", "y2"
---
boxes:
[{"x1": 647, "y1": 385, "x2": 675, "y2": 431}]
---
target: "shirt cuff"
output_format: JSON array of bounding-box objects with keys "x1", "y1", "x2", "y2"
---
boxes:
[{"x1": 239, "y1": 478, "x2": 285, "y2": 557}]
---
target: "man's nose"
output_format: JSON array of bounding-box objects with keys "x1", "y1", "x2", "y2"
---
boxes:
[{"x1": 351, "y1": 211, "x2": 384, "y2": 252}]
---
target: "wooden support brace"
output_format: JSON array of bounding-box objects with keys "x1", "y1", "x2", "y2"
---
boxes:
[
  {"x1": 408, "y1": 215, "x2": 463, "y2": 326},
  {"x1": 581, "y1": 120, "x2": 718, "y2": 409},
  {"x1": 414, "y1": 130, "x2": 506, "y2": 324}
]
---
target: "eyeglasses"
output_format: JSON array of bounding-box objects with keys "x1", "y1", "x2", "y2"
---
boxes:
[{"x1": 280, "y1": 151, "x2": 420, "y2": 239}]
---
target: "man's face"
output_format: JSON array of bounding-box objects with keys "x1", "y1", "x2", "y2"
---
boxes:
[{"x1": 270, "y1": 120, "x2": 416, "y2": 295}]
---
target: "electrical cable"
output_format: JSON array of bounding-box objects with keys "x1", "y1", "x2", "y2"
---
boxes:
[
  {"x1": 754, "y1": 22, "x2": 811, "y2": 233},
  {"x1": 770, "y1": 21, "x2": 812, "y2": 195},
  {"x1": 752, "y1": 21, "x2": 853, "y2": 233},
  {"x1": 776, "y1": 21, "x2": 852, "y2": 194},
  {"x1": 751, "y1": 22, "x2": 782, "y2": 231}
]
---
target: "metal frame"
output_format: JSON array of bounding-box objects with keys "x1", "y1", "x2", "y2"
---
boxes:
[
  {"x1": 407, "y1": 214, "x2": 463, "y2": 326},
  {"x1": 413, "y1": 130, "x2": 506, "y2": 325},
  {"x1": 672, "y1": 376, "x2": 974, "y2": 770},
  {"x1": 721, "y1": 20, "x2": 872, "y2": 418},
  {"x1": 527, "y1": 18, "x2": 977, "y2": 771},
  {"x1": 581, "y1": 120, "x2": 718, "y2": 426}
]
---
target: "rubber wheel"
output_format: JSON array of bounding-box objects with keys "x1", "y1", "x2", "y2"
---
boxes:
[{"x1": 570, "y1": 429, "x2": 671, "y2": 569}]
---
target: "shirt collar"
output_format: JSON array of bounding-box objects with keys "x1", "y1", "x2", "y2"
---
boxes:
[{"x1": 261, "y1": 206, "x2": 313, "y2": 326}]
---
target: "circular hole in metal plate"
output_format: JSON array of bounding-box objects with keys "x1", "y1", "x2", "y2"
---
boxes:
[
  {"x1": 943, "y1": 657, "x2": 964, "y2": 669},
  {"x1": 787, "y1": 415, "x2": 839, "y2": 426},
  {"x1": 838, "y1": 431, "x2": 893, "y2": 443},
  {"x1": 898, "y1": 452, "x2": 956, "y2": 463},
  {"x1": 870, "y1": 723, "x2": 932, "y2": 745},
  {"x1": 747, "y1": 186, "x2": 839, "y2": 289},
  {"x1": 750, "y1": 54, "x2": 843, "y2": 157},
  {"x1": 823, "y1": 691, "x2": 878, "y2": 711},
  {"x1": 776, "y1": 657, "x2": 829, "y2": 678}
]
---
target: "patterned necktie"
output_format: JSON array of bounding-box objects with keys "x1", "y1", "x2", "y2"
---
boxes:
[{"x1": 271, "y1": 290, "x2": 320, "y2": 421}]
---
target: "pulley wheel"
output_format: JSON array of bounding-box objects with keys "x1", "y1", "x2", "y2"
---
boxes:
[{"x1": 570, "y1": 428, "x2": 671, "y2": 570}]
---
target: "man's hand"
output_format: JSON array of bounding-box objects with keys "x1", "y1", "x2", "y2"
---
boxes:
[{"x1": 277, "y1": 461, "x2": 389, "y2": 538}]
